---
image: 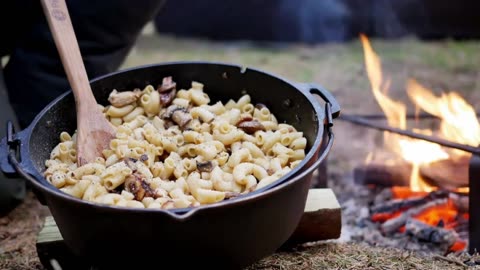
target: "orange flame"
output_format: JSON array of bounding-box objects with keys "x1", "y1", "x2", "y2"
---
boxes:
[
  {"x1": 407, "y1": 79, "x2": 480, "y2": 161},
  {"x1": 359, "y1": 34, "x2": 449, "y2": 192},
  {"x1": 360, "y1": 34, "x2": 472, "y2": 252}
]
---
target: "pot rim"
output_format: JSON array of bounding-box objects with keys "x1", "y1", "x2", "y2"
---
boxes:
[{"x1": 17, "y1": 61, "x2": 328, "y2": 217}]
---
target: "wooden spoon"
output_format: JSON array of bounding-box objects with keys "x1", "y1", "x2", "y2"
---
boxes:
[{"x1": 40, "y1": 0, "x2": 115, "y2": 166}]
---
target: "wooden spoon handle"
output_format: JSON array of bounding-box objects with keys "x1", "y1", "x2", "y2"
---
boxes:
[
  {"x1": 40, "y1": 0, "x2": 96, "y2": 106},
  {"x1": 40, "y1": 0, "x2": 116, "y2": 166}
]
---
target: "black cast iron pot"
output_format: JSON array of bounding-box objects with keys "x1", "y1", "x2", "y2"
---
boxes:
[{"x1": 0, "y1": 62, "x2": 340, "y2": 270}]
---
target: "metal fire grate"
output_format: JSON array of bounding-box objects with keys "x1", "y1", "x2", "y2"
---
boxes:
[
  {"x1": 339, "y1": 113, "x2": 479, "y2": 253},
  {"x1": 469, "y1": 155, "x2": 480, "y2": 253}
]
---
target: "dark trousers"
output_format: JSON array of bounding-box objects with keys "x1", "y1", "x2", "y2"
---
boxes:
[{"x1": 0, "y1": 0, "x2": 166, "y2": 215}]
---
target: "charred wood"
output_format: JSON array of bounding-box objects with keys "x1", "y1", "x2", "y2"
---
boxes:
[
  {"x1": 371, "y1": 190, "x2": 449, "y2": 214},
  {"x1": 354, "y1": 162, "x2": 411, "y2": 187},
  {"x1": 355, "y1": 159, "x2": 469, "y2": 191},
  {"x1": 449, "y1": 192, "x2": 469, "y2": 213},
  {"x1": 405, "y1": 218, "x2": 457, "y2": 246},
  {"x1": 420, "y1": 157, "x2": 469, "y2": 190},
  {"x1": 454, "y1": 219, "x2": 469, "y2": 234},
  {"x1": 381, "y1": 198, "x2": 448, "y2": 234}
]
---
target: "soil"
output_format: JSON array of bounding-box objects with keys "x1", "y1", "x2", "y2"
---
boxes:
[
  {"x1": 0, "y1": 193, "x2": 48, "y2": 270},
  {"x1": 2, "y1": 23, "x2": 480, "y2": 269}
]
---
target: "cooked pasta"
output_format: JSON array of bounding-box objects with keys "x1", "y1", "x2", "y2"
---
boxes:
[{"x1": 43, "y1": 76, "x2": 308, "y2": 209}]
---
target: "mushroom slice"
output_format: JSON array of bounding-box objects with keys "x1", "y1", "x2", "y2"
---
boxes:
[
  {"x1": 165, "y1": 105, "x2": 192, "y2": 128},
  {"x1": 160, "y1": 89, "x2": 176, "y2": 107},
  {"x1": 237, "y1": 119, "x2": 265, "y2": 134},
  {"x1": 125, "y1": 173, "x2": 156, "y2": 200},
  {"x1": 158, "y1": 76, "x2": 177, "y2": 93},
  {"x1": 197, "y1": 161, "x2": 213, "y2": 173}
]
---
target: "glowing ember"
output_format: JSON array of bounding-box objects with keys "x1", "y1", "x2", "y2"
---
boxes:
[
  {"x1": 450, "y1": 241, "x2": 467, "y2": 252},
  {"x1": 371, "y1": 212, "x2": 402, "y2": 223},
  {"x1": 391, "y1": 186, "x2": 428, "y2": 199},
  {"x1": 413, "y1": 200, "x2": 458, "y2": 227}
]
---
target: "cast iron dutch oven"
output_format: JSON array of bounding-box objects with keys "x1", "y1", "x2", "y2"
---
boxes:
[{"x1": 0, "y1": 62, "x2": 340, "y2": 269}]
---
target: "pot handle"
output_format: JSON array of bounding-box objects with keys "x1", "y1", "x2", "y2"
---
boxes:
[
  {"x1": 290, "y1": 105, "x2": 335, "y2": 182},
  {"x1": 296, "y1": 82, "x2": 341, "y2": 118},
  {"x1": 0, "y1": 121, "x2": 32, "y2": 177},
  {"x1": 1, "y1": 121, "x2": 47, "y2": 205}
]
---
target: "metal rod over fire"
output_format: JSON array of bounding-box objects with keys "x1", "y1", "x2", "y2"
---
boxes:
[
  {"x1": 339, "y1": 114, "x2": 480, "y2": 156},
  {"x1": 345, "y1": 112, "x2": 480, "y2": 120}
]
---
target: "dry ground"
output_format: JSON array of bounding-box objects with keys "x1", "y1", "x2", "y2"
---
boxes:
[
  {"x1": 2, "y1": 194, "x2": 478, "y2": 270},
  {"x1": 2, "y1": 23, "x2": 480, "y2": 269}
]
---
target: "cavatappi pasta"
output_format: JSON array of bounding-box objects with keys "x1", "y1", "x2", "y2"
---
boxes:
[{"x1": 43, "y1": 77, "x2": 308, "y2": 209}]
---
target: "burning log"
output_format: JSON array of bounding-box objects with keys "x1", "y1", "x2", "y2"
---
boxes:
[
  {"x1": 354, "y1": 159, "x2": 468, "y2": 190},
  {"x1": 420, "y1": 157, "x2": 469, "y2": 191},
  {"x1": 371, "y1": 190, "x2": 448, "y2": 214},
  {"x1": 381, "y1": 198, "x2": 448, "y2": 234},
  {"x1": 353, "y1": 162, "x2": 411, "y2": 187},
  {"x1": 373, "y1": 187, "x2": 429, "y2": 205},
  {"x1": 449, "y1": 192, "x2": 469, "y2": 213},
  {"x1": 405, "y1": 218, "x2": 457, "y2": 246},
  {"x1": 389, "y1": 186, "x2": 429, "y2": 200}
]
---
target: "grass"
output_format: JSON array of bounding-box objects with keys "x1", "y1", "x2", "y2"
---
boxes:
[
  {"x1": 121, "y1": 31, "x2": 480, "y2": 116},
  {"x1": 249, "y1": 242, "x2": 478, "y2": 270},
  {"x1": 1, "y1": 193, "x2": 477, "y2": 270}
]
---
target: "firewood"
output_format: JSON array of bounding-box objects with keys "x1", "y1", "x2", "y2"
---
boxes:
[
  {"x1": 287, "y1": 189, "x2": 341, "y2": 245},
  {"x1": 353, "y1": 162, "x2": 411, "y2": 187},
  {"x1": 449, "y1": 192, "x2": 469, "y2": 213},
  {"x1": 354, "y1": 160, "x2": 468, "y2": 191},
  {"x1": 36, "y1": 189, "x2": 341, "y2": 269},
  {"x1": 420, "y1": 157, "x2": 469, "y2": 190},
  {"x1": 371, "y1": 190, "x2": 449, "y2": 214},
  {"x1": 381, "y1": 198, "x2": 448, "y2": 234},
  {"x1": 405, "y1": 218, "x2": 457, "y2": 246}
]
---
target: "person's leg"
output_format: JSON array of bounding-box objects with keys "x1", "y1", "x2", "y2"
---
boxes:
[
  {"x1": 0, "y1": 0, "x2": 166, "y2": 214},
  {"x1": 0, "y1": 68, "x2": 26, "y2": 216},
  {"x1": 4, "y1": 0, "x2": 166, "y2": 128}
]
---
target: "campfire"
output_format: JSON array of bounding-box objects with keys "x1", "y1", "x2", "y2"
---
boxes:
[{"x1": 349, "y1": 35, "x2": 474, "y2": 253}]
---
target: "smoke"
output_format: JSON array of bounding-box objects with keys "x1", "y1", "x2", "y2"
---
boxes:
[
  {"x1": 274, "y1": 0, "x2": 351, "y2": 43},
  {"x1": 261, "y1": 0, "x2": 428, "y2": 43},
  {"x1": 273, "y1": 0, "x2": 428, "y2": 43},
  {"x1": 369, "y1": 0, "x2": 427, "y2": 39}
]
